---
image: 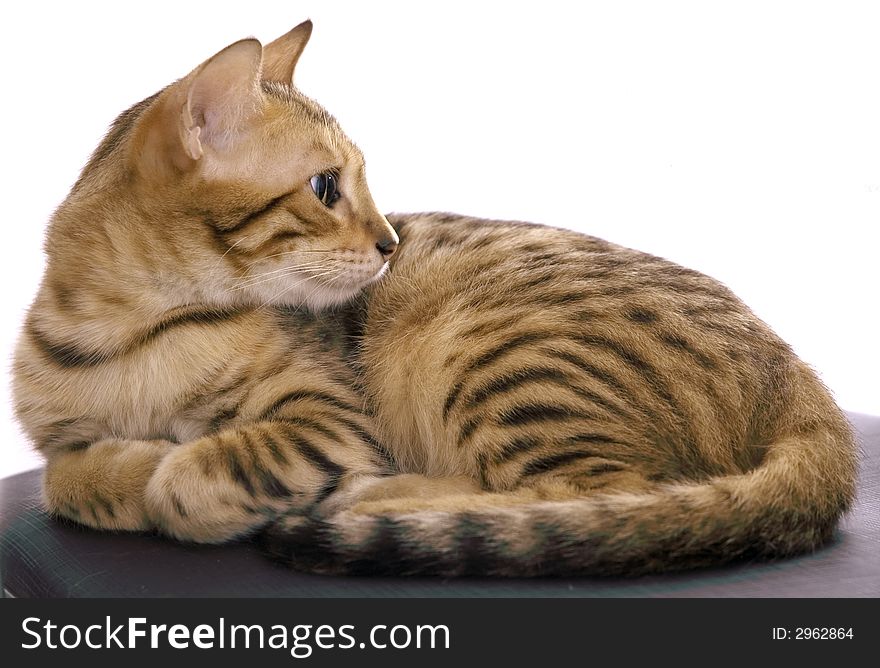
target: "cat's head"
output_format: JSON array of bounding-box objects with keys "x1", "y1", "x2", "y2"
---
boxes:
[{"x1": 65, "y1": 21, "x2": 397, "y2": 311}]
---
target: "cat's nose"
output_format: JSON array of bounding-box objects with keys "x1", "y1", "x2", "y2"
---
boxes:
[{"x1": 376, "y1": 236, "x2": 398, "y2": 258}]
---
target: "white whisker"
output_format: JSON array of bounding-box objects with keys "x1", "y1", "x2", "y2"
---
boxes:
[
  {"x1": 204, "y1": 234, "x2": 254, "y2": 295},
  {"x1": 256, "y1": 267, "x2": 344, "y2": 310},
  {"x1": 246, "y1": 248, "x2": 337, "y2": 267},
  {"x1": 283, "y1": 273, "x2": 343, "y2": 315},
  {"x1": 227, "y1": 261, "x2": 340, "y2": 291},
  {"x1": 220, "y1": 236, "x2": 249, "y2": 260}
]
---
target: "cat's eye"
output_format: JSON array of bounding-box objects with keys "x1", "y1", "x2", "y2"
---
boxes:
[{"x1": 310, "y1": 171, "x2": 341, "y2": 207}]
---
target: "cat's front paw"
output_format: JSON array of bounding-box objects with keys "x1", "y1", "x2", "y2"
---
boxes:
[
  {"x1": 145, "y1": 440, "x2": 272, "y2": 543},
  {"x1": 44, "y1": 475, "x2": 153, "y2": 532},
  {"x1": 43, "y1": 439, "x2": 173, "y2": 533}
]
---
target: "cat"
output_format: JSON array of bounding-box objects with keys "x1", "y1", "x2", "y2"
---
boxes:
[{"x1": 12, "y1": 20, "x2": 857, "y2": 576}]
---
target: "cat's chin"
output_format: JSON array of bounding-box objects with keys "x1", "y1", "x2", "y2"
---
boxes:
[
  {"x1": 284, "y1": 280, "x2": 375, "y2": 311},
  {"x1": 305, "y1": 265, "x2": 390, "y2": 310},
  {"x1": 301, "y1": 284, "x2": 366, "y2": 311},
  {"x1": 365, "y1": 262, "x2": 390, "y2": 285},
  {"x1": 247, "y1": 263, "x2": 389, "y2": 311},
  {"x1": 310, "y1": 265, "x2": 390, "y2": 308}
]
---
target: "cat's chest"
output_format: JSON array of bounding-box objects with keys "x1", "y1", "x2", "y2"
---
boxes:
[
  {"x1": 81, "y1": 342, "x2": 240, "y2": 440},
  {"x1": 42, "y1": 313, "x2": 267, "y2": 438}
]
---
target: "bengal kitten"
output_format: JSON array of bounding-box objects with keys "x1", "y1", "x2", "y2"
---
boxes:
[{"x1": 13, "y1": 21, "x2": 857, "y2": 576}]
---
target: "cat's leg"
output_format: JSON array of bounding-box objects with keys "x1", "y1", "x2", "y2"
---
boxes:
[
  {"x1": 43, "y1": 438, "x2": 175, "y2": 531},
  {"x1": 514, "y1": 458, "x2": 659, "y2": 499},
  {"x1": 146, "y1": 417, "x2": 388, "y2": 543},
  {"x1": 474, "y1": 437, "x2": 660, "y2": 506}
]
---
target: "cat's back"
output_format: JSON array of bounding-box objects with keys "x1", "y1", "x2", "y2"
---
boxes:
[
  {"x1": 371, "y1": 211, "x2": 777, "y2": 355},
  {"x1": 359, "y1": 212, "x2": 797, "y2": 475}
]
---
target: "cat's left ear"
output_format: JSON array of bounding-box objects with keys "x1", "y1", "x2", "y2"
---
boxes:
[
  {"x1": 135, "y1": 38, "x2": 264, "y2": 176},
  {"x1": 262, "y1": 19, "x2": 313, "y2": 85},
  {"x1": 179, "y1": 38, "x2": 264, "y2": 161}
]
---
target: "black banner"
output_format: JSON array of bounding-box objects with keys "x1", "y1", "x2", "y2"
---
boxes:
[{"x1": 0, "y1": 598, "x2": 875, "y2": 666}]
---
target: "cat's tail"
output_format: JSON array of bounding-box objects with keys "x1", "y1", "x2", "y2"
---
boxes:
[{"x1": 260, "y1": 421, "x2": 858, "y2": 576}]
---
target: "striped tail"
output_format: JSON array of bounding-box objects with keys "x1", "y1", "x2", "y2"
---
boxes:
[{"x1": 260, "y1": 425, "x2": 857, "y2": 576}]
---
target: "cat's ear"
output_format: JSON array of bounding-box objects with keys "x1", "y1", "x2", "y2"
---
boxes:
[
  {"x1": 178, "y1": 38, "x2": 264, "y2": 161},
  {"x1": 262, "y1": 19, "x2": 313, "y2": 86}
]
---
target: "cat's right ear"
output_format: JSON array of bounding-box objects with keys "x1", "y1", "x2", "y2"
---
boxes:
[{"x1": 262, "y1": 19, "x2": 313, "y2": 85}]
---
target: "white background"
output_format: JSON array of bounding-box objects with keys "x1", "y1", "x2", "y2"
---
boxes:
[{"x1": 2, "y1": 1, "x2": 878, "y2": 477}]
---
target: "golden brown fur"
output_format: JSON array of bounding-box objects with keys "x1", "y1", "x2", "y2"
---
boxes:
[
  {"x1": 268, "y1": 213, "x2": 857, "y2": 575},
  {"x1": 13, "y1": 22, "x2": 857, "y2": 575},
  {"x1": 14, "y1": 23, "x2": 395, "y2": 542}
]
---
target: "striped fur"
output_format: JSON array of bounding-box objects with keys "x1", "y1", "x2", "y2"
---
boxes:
[
  {"x1": 263, "y1": 213, "x2": 858, "y2": 575},
  {"x1": 13, "y1": 23, "x2": 397, "y2": 542},
  {"x1": 14, "y1": 23, "x2": 857, "y2": 575}
]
